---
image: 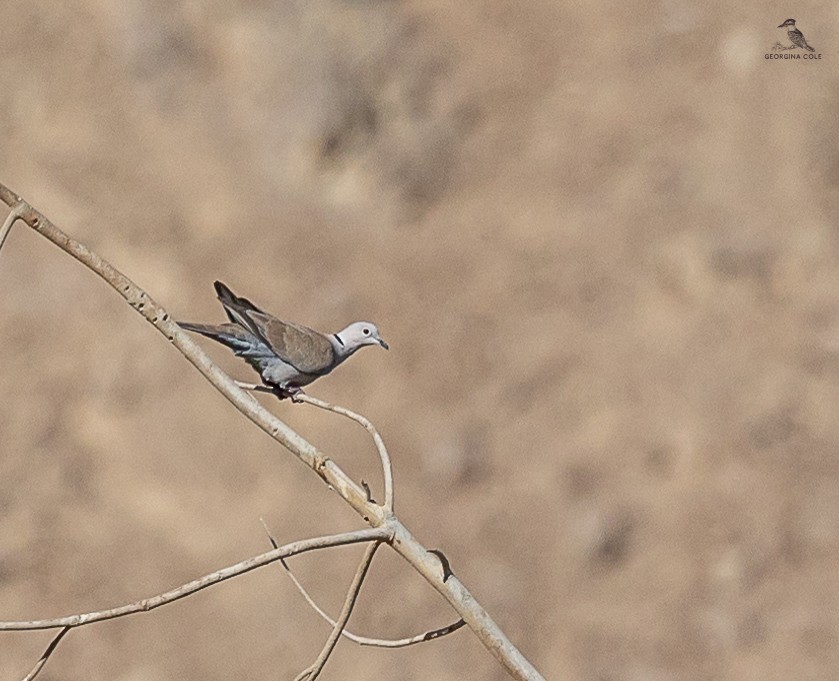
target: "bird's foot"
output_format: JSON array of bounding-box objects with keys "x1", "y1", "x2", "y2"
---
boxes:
[{"x1": 271, "y1": 385, "x2": 306, "y2": 402}]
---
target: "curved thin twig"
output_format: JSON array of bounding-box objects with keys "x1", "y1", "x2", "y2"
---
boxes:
[
  {"x1": 294, "y1": 393, "x2": 394, "y2": 512},
  {"x1": 259, "y1": 518, "x2": 465, "y2": 648},
  {"x1": 0, "y1": 528, "x2": 389, "y2": 631},
  {"x1": 237, "y1": 383, "x2": 394, "y2": 512},
  {"x1": 280, "y1": 558, "x2": 465, "y2": 647},
  {"x1": 20, "y1": 626, "x2": 70, "y2": 681},
  {"x1": 294, "y1": 541, "x2": 380, "y2": 681}
]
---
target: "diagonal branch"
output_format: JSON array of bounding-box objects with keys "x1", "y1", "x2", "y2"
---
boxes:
[
  {"x1": 294, "y1": 541, "x2": 380, "y2": 681},
  {"x1": 20, "y1": 626, "x2": 70, "y2": 681},
  {"x1": 0, "y1": 528, "x2": 389, "y2": 632},
  {"x1": 0, "y1": 186, "x2": 546, "y2": 681}
]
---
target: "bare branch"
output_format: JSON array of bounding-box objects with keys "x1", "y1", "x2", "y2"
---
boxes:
[
  {"x1": 20, "y1": 626, "x2": 70, "y2": 681},
  {"x1": 0, "y1": 528, "x2": 389, "y2": 632},
  {"x1": 259, "y1": 518, "x2": 465, "y2": 649},
  {"x1": 389, "y1": 523, "x2": 544, "y2": 681},
  {"x1": 0, "y1": 201, "x2": 25, "y2": 253},
  {"x1": 294, "y1": 541, "x2": 380, "y2": 681},
  {"x1": 0, "y1": 184, "x2": 546, "y2": 681},
  {"x1": 294, "y1": 393, "x2": 394, "y2": 512},
  {"x1": 280, "y1": 556, "x2": 465, "y2": 647}
]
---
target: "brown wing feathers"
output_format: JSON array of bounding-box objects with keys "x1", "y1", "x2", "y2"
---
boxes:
[{"x1": 214, "y1": 281, "x2": 335, "y2": 375}]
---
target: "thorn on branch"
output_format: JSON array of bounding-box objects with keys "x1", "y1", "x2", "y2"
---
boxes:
[
  {"x1": 420, "y1": 618, "x2": 467, "y2": 642},
  {"x1": 260, "y1": 517, "x2": 279, "y2": 550},
  {"x1": 361, "y1": 480, "x2": 376, "y2": 504},
  {"x1": 428, "y1": 549, "x2": 454, "y2": 583}
]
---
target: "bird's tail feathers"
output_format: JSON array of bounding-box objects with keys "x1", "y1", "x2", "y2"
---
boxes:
[
  {"x1": 806, "y1": 44, "x2": 815, "y2": 51},
  {"x1": 213, "y1": 281, "x2": 265, "y2": 332},
  {"x1": 177, "y1": 321, "x2": 215, "y2": 334},
  {"x1": 178, "y1": 321, "x2": 272, "y2": 364},
  {"x1": 178, "y1": 321, "x2": 250, "y2": 348}
]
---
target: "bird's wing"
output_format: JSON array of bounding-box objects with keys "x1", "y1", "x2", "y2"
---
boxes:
[
  {"x1": 789, "y1": 28, "x2": 808, "y2": 48},
  {"x1": 246, "y1": 311, "x2": 336, "y2": 375}
]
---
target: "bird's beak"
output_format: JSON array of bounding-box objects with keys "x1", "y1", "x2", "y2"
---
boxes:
[{"x1": 378, "y1": 338, "x2": 389, "y2": 350}]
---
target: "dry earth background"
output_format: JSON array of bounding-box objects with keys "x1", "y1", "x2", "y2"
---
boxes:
[{"x1": 1, "y1": 2, "x2": 839, "y2": 680}]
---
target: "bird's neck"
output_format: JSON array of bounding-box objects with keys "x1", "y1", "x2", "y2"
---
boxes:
[{"x1": 330, "y1": 332, "x2": 357, "y2": 362}]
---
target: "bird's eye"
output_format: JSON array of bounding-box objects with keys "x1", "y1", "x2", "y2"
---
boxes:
[{"x1": 363, "y1": 328, "x2": 371, "y2": 335}]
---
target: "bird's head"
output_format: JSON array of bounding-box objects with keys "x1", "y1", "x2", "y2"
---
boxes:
[
  {"x1": 778, "y1": 18, "x2": 796, "y2": 28},
  {"x1": 337, "y1": 322, "x2": 389, "y2": 352}
]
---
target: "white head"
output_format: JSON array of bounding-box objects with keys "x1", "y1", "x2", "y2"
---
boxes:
[
  {"x1": 778, "y1": 18, "x2": 796, "y2": 28},
  {"x1": 333, "y1": 322, "x2": 389, "y2": 355}
]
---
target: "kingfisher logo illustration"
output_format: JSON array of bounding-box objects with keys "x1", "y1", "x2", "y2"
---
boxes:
[{"x1": 767, "y1": 18, "x2": 822, "y2": 59}]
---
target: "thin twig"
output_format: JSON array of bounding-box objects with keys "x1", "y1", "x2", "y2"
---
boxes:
[
  {"x1": 20, "y1": 626, "x2": 70, "y2": 681},
  {"x1": 259, "y1": 518, "x2": 465, "y2": 648},
  {"x1": 280, "y1": 558, "x2": 465, "y2": 647},
  {"x1": 294, "y1": 393, "x2": 394, "y2": 512},
  {"x1": 0, "y1": 528, "x2": 389, "y2": 631},
  {"x1": 294, "y1": 542, "x2": 380, "y2": 681},
  {"x1": 0, "y1": 202, "x2": 25, "y2": 253}
]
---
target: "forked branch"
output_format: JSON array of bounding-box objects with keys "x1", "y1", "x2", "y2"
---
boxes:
[
  {"x1": 0, "y1": 186, "x2": 545, "y2": 681},
  {"x1": 261, "y1": 519, "x2": 466, "y2": 649},
  {"x1": 0, "y1": 528, "x2": 388, "y2": 632}
]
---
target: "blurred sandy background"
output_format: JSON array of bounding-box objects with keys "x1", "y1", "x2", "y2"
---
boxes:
[{"x1": 2, "y1": 1, "x2": 839, "y2": 679}]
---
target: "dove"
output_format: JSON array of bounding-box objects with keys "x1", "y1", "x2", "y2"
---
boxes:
[{"x1": 178, "y1": 281, "x2": 388, "y2": 399}]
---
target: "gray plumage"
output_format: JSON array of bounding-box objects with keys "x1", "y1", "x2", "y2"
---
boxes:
[{"x1": 179, "y1": 281, "x2": 388, "y2": 397}]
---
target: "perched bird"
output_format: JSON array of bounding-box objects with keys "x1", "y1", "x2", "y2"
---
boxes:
[
  {"x1": 778, "y1": 19, "x2": 815, "y2": 51},
  {"x1": 179, "y1": 281, "x2": 388, "y2": 398}
]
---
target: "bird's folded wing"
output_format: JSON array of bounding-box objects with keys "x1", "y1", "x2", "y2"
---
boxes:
[{"x1": 247, "y1": 312, "x2": 336, "y2": 375}]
